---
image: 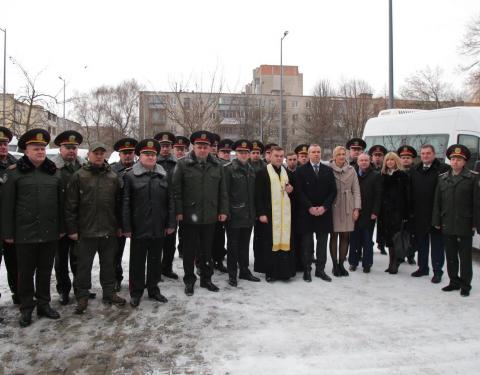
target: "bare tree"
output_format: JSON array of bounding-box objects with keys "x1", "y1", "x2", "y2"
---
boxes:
[
  {"x1": 460, "y1": 14, "x2": 480, "y2": 102},
  {"x1": 301, "y1": 79, "x2": 338, "y2": 146},
  {"x1": 164, "y1": 72, "x2": 223, "y2": 134},
  {"x1": 102, "y1": 79, "x2": 142, "y2": 139},
  {"x1": 72, "y1": 87, "x2": 110, "y2": 146},
  {"x1": 399, "y1": 66, "x2": 456, "y2": 108},
  {"x1": 337, "y1": 79, "x2": 375, "y2": 140},
  {"x1": 72, "y1": 79, "x2": 143, "y2": 146},
  {"x1": 8, "y1": 58, "x2": 58, "y2": 134},
  {"x1": 218, "y1": 94, "x2": 278, "y2": 142}
]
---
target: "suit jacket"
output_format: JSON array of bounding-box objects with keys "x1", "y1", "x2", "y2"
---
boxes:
[{"x1": 294, "y1": 162, "x2": 337, "y2": 234}]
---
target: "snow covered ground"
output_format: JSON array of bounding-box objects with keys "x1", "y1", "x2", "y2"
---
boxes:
[{"x1": 1, "y1": 240, "x2": 480, "y2": 375}]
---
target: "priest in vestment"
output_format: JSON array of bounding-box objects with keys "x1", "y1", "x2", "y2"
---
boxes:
[{"x1": 255, "y1": 146, "x2": 296, "y2": 282}]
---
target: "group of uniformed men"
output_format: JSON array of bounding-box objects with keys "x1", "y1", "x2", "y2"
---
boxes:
[{"x1": 0, "y1": 125, "x2": 478, "y2": 328}]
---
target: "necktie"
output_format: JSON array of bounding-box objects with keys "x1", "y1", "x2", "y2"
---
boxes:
[{"x1": 314, "y1": 164, "x2": 319, "y2": 175}]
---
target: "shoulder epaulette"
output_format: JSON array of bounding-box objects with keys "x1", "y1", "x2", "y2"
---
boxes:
[{"x1": 7, "y1": 164, "x2": 17, "y2": 170}]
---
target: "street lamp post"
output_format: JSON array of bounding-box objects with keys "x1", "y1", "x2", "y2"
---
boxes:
[
  {"x1": 388, "y1": 0, "x2": 394, "y2": 109},
  {"x1": 0, "y1": 28, "x2": 6, "y2": 128},
  {"x1": 279, "y1": 30, "x2": 288, "y2": 148}
]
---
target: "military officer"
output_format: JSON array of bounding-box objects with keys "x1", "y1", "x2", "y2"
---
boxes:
[
  {"x1": 295, "y1": 144, "x2": 310, "y2": 166},
  {"x1": 346, "y1": 138, "x2": 367, "y2": 167},
  {"x1": 65, "y1": 142, "x2": 126, "y2": 314},
  {"x1": 173, "y1": 135, "x2": 190, "y2": 160},
  {"x1": 432, "y1": 144, "x2": 478, "y2": 297},
  {"x1": 172, "y1": 130, "x2": 229, "y2": 296},
  {"x1": 122, "y1": 139, "x2": 176, "y2": 307},
  {"x1": 2, "y1": 129, "x2": 62, "y2": 327},
  {"x1": 0, "y1": 126, "x2": 19, "y2": 307},
  {"x1": 110, "y1": 137, "x2": 138, "y2": 291},
  {"x1": 224, "y1": 139, "x2": 260, "y2": 286},
  {"x1": 398, "y1": 145, "x2": 417, "y2": 173},
  {"x1": 249, "y1": 140, "x2": 266, "y2": 173},
  {"x1": 213, "y1": 138, "x2": 233, "y2": 273},
  {"x1": 368, "y1": 145, "x2": 387, "y2": 171},
  {"x1": 51, "y1": 130, "x2": 86, "y2": 305},
  {"x1": 154, "y1": 131, "x2": 179, "y2": 280},
  {"x1": 172, "y1": 135, "x2": 190, "y2": 258},
  {"x1": 210, "y1": 133, "x2": 221, "y2": 157}
]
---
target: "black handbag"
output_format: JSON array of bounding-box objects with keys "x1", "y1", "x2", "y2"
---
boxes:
[{"x1": 392, "y1": 222, "x2": 411, "y2": 259}]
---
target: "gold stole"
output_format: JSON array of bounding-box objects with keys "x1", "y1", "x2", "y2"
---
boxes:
[{"x1": 267, "y1": 164, "x2": 291, "y2": 251}]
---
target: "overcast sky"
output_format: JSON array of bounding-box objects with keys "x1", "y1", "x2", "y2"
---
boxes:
[{"x1": 1, "y1": 0, "x2": 479, "y2": 116}]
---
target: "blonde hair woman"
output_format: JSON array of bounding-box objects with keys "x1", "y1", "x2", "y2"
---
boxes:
[
  {"x1": 377, "y1": 151, "x2": 409, "y2": 274},
  {"x1": 328, "y1": 146, "x2": 361, "y2": 277},
  {"x1": 381, "y1": 152, "x2": 403, "y2": 175}
]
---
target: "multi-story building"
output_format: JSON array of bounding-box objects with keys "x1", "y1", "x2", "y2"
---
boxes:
[
  {"x1": 0, "y1": 93, "x2": 80, "y2": 138},
  {"x1": 246, "y1": 65, "x2": 303, "y2": 96}
]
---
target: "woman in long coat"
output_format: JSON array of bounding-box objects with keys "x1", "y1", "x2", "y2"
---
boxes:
[
  {"x1": 329, "y1": 146, "x2": 361, "y2": 277},
  {"x1": 377, "y1": 152, "x2": 409, "y2": 274}
]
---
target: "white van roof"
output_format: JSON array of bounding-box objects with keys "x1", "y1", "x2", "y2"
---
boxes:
[{"x1": 363, "y1": 106, "x2": 480, "y2": 137}]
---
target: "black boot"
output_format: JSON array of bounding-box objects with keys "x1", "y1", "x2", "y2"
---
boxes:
[
  {"x1": 228, "y1": 276, "x2": 238, "y2": 287},
  {"x1": 37, "y1": 305, "x2": 60, "y2": 320},
  {"x1": 185, "y1": 282, "x2": 195, "y2": 296},
  {"x1": 130, "y1": 296, "x2": 141, "y2": 308},
  {"x1": 303, "y1": 270, "x2": 312, "y2": 282},
  {"x1": 314, "y1": 269, "x2": 332, "y2": 282},
  {"x1": 12, "y1": 294, "x2": 20, "y2": 305},
  {"x1": 338, "y1": 261, "x2": 349, "y2": 277},
  {"x1": 59, "y1": 293, "x2": 70, "y2": 306},
  {"x1": 114, "y1": 280, "x2": 122, "y2": 292},
  {"x1": 332, "y1": 262, "x2": 341, "y2": 277},
  {"x1": 19, "y1": 310, "x2": 33, "y2": 327},
  {"x1": 75, "y1": 297, "x2": 88, "y2": 314},
  {"x1": 431, "y1": 271, "x2": 443, "y2": 284},
  {"x1": 200, "y1": 279, "x2": 219, "y2": 292},
  {"x1": 407, "y1": 255, "x2": 416, "y2": 265},
  {"x1": 239, "y1": 269, "x2": 260, "y2": 282},
  {"x1": 148, "y1": 290, "x2": 168, "y2": 303},
  {"x1": 411, "y1": 269, "x2": 429, "y2": 277},
  {"x1": 442, "y1": 284, "x2": 460, "y2": 292},
  {"x1": 103, "y1": 294, "x2": 126, "y2": 307}
]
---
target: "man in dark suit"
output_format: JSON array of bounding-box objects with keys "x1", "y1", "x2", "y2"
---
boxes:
[{"x1": 295, "y1": 144, "x2": 337, "y2": 282}]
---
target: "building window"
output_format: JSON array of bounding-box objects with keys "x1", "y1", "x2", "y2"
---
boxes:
[
  {"x1": 149, "y1": 95, "x2": 166, "y2": 105},
  {"x1": 150, "y1": 109, "x2": 166, "y2": 125},
  {"x1": 306, "y1": 101, "x2": 311, "y2": 109},
  {"x1": 183, "y1": 97, "x2": 191, "y2": 109},
  {"x1": 292, "y1": 100, "x2": 298, "y2": 108},
  {"x1": 292, "y1": 114, "x2": 298, "y2": 122}
]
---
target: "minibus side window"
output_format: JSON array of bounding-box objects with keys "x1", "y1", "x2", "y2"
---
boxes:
[{"x1": 458, "y1": 134, "x2": 479, "y2": 170}]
